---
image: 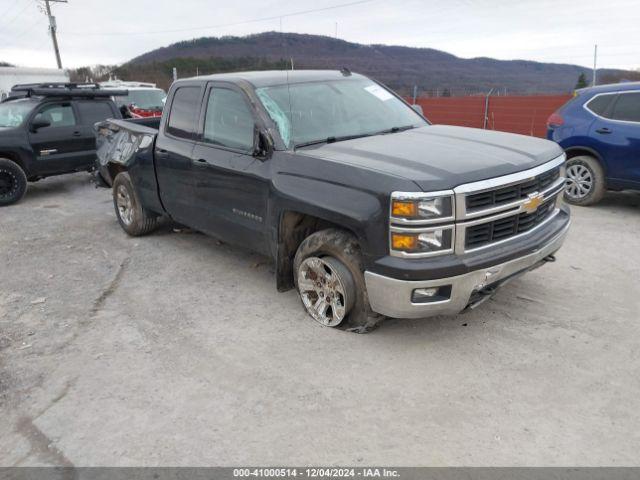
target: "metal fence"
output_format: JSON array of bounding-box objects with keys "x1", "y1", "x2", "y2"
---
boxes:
[{"x1": 411, "y1": 94, "x2": 572, "y2": 138}]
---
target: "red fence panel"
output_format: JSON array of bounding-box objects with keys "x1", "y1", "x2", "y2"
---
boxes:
[{"x1": 411, "y1": 95, "x2": 572, "y2": 138}]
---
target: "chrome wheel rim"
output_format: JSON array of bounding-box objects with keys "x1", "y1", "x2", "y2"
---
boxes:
[
  {"x1": 297, "y1": 256, "x2": 353, "y2": 327},
  {"x1": 116, "y1": 184, "x2": 134, "y2": 225},
  {"x1": 565, "y1": 163, "x2": 593, "y2": 200}
]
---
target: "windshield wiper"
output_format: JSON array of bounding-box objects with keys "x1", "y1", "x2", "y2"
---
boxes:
[
  {"x1": 294, "y1": 132, "x2": 376, "y2": 149},
  {"x1": 376, "y1": 125, "x2": 416, "y2": 135},
  {"x1": 294, "y1": 125, "x2": 417, "y2": 149}
]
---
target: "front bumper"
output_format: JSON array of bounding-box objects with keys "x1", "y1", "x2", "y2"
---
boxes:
[{"x1": 364, "y1": 220, "x2": 570, "y2": 319}]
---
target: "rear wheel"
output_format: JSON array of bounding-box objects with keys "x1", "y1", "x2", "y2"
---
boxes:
[
  {"x1": 564, "y1": 155, "x2": 606, "y2": 206},
  {"x1": 112, "y1": 172, "x2": 160, "y2": 236},
  {"x1": 293, "y1": 229, "x2": 384, "y2": 333},
  {"x1": 0, "y1": 158, "x2": 27, "y2": 207}
]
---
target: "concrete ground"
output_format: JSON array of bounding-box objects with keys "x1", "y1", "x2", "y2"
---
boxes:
[{"x1": 1, "y1": 173, "x2": 639, "y2": 467}]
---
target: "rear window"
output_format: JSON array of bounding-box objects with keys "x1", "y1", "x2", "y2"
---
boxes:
[
  {"x1": 611, "y1": 92, "x2": 640, "y2": 122},
  {"x1": 76, "y1": 101, "x2": 115, "y2": 125},
  {"x1": 585, "y1": 94, "x2": 616, "y2": 117},
  {"x1": 166, "y1": 86, "x2": 201, "y2": 139}
]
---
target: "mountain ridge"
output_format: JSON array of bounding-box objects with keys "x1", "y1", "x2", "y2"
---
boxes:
[{"x1": 122, "y1": 32, "x2": 631, "y2": 95}]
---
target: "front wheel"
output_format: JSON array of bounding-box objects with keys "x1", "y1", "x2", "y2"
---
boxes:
[
  {"x1": 564, "y1": 155, "x2": 606, "y2": 206},
  {"x1": 293, "y1": 229, "x2": 384, "y2": 333},
  {"x1": 112, "y1": 172, "x2": 160, "y2": 236},
  {"x1": 0, "y1": 158, "x2": 27, "y2": 206}
]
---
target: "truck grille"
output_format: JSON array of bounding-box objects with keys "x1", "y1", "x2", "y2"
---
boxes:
[
  {"x1": 465, "y1": 166, "x2": 561, "y2": 212},
  {"x1": 465, "y1": 198, "x2": 556, "y2": 249}
]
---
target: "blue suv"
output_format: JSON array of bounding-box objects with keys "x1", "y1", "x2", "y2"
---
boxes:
[{"x1": 547, "y1": 82, "x2": 640, "y2": 205}]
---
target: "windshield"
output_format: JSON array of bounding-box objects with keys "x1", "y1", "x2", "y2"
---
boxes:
[
  {"x1": 256, "y1": 77, "x2": 428, "y2": 148},
  {"x1": 118, "y1": 89, "x2": 166, "y2": 110},
  {"x1": 0, "y1": 100, "x2": 35, "y2": 128}
]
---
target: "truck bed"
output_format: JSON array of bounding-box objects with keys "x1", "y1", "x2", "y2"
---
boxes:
[{"x1": 94, "y1": 117, "x2": 164, "y2": 213}]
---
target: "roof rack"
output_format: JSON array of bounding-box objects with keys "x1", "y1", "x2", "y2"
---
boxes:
[{"x1": 7, "y1": 82, "x2": 128, "y2": 100}]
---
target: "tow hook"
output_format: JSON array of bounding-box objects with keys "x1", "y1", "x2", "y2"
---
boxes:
[{"x1": 544, "y1": 254, "x2": 557, "y2": 263}]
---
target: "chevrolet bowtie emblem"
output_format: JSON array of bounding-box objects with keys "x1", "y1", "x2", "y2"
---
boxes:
[{"x1": 523, "y1": 192, "x2": 543, "y2": 214}]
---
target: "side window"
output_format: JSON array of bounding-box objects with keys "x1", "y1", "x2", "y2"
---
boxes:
[
  {"x1": 166, "y1": 87, "x2": 201, "y2": 139},
  {"x1": 76, "y1": 101, "x2": 115, "y2": 125},
  {"x1": 611, "y1": 92, "x2": 640, "y2": 123},
  {"x1": 33, "y1": 103, "x2": 76, "y2": 128},
  {"x1": 203, "y1": 87, "x2": 255, "y2": 151},
  {"x1": 586, "y1": 94, "x2": 616, "y2": 118}
]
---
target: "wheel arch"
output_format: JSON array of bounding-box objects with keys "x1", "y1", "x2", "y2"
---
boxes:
[
  {"x1": 0, "y1": 152, "x2": 27, "y2": 176},
  {"x1": 275, "y1": 210, "x2": 362, "y2": 292},
  {"x1": 564, "y1": 146, "x2": 607, "y2": 174},
  {"x1": 107, "y1": 162, "x2": 128, "y2": 184}
]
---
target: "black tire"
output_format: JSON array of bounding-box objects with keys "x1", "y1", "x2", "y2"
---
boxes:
[
  {"x1": 293, "y1": 228, "x2": 385, "y2": 333},
  {"x1": 0, "y1": 158, "x2": 27, "y2": 206},
  {"x1": 112, "y1": 172, "x2": 160, "y2": 236},
  {"x1": 564, "y1": 155, "x2": 606, "y2": 206}
]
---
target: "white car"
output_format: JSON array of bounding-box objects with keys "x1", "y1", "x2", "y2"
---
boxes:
[{"x1": 99, "y1": 80, "x2": 166, "y2": 118}]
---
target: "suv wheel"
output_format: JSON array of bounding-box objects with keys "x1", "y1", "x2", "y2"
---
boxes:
[
  {"x1": 0, "y1": 158, "x2": 27, "y2": 206},
  {"x1": 293, "y1": 229, "x2": 384, "y2": 333},
  {"x1": 564, "y1": 155, "x2": 606, "y2": 206},
  {"x1": 112, "y1": 172, "x2": 160, "y2": 236}
]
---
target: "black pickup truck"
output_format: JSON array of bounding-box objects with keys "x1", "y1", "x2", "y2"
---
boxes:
[
  {"x1": 96, "y1": 70, "x2": 571, "y2": 332},
  {"x1": 0, "y1": 83, "x2": 124, "y2": 206}
]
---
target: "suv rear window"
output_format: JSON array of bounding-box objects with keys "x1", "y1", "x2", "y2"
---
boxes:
[
  {"x1": 76, "y1": 101, "x2": 115, "y2": 125},
  {"x1": 585, "y1": 94, "x2": 616, "y2": 117},
  {"x1": 166, "y1": 86, "x2": 201, "y2": 139},
  {"x1": 611, "y1": 92, "x2": 640, "y2": 122}
]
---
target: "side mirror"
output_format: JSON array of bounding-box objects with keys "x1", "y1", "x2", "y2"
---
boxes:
[
  {"x1": 30, "y1": 119, "x2": 51, "y2": 132},
  {"x1": 411, "y1": 104, "x2": 424, "y2": 116},
  {"x1": 253, "y1": 125, "x2": 273, "y2": 160}
]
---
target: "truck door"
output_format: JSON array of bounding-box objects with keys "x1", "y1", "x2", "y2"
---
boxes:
[
  {"x1": 190, "y1": 83, "x2": 270, "y2": 255},
  {"x1": 27, "y1": 102, "x2": 87, "y2": 176},
  {"x1": 590, "y1": 91, "x2": 640, "y2": 187},
  {"x1": 154, "y1": 85, "x2": 204, "y2": 224}
]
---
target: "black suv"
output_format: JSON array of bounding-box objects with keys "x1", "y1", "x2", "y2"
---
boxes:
[{"x1": 0, "y1": 83, "x2": 125, "y2": 206}]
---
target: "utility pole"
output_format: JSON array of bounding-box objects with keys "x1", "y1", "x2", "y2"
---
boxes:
[
  {"x1": 43, "y1": 0, "x2": 67, "y2": 69},
  {"x1": 592, "y1": 44, "x2": 598, "y2": 86}
]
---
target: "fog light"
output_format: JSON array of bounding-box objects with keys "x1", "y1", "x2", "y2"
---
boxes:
[
  {"x1": 413, "y1": 287, "x2": 438, "y2": 299},
  {"x1": 411, "y1": 285, "x2": 452, "y2": 303}
]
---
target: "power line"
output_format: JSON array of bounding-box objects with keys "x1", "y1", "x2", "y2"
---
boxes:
[
  {"x1": 62, "y1": 0, "x2": 376, "y2": 36},
  {"x1": 0, "y1": 0, "x2": 27, "y2": 18},
  {"x1": 12, "y1": 15, "x2": 47, "y2": 41},
  {"x1": 0, "y1": 0, "x2": 35, "y2": 28}
]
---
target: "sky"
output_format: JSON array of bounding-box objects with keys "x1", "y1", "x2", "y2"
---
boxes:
[{"x1": 0, "y1": 0, "x2": 638, "y2": 71}]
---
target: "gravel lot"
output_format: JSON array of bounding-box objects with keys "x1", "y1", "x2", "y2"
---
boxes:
[{"x1": 1, "y1": 173, "x2": 639, "y2": 466}]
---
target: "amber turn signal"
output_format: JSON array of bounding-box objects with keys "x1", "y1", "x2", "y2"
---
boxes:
[
  {"x1": 391, "y1": 200, "x2": 417, "y2": 218},
  {"x1": 391, "y1": 233, "x2": 417, "y2": 251}
]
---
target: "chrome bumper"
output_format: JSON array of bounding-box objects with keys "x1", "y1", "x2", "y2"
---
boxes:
[{"x1": 364, "y1": 221, "x2": 570, "y2": 319}]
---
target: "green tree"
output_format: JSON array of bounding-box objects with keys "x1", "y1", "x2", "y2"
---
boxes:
[{"x1": 575, "y1": 72, "x2": 588, "y2": 89}]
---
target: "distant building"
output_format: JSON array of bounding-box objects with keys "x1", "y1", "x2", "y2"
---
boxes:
[{"x1": 0, "y1": 67, "x2": 69, "y2": 100}]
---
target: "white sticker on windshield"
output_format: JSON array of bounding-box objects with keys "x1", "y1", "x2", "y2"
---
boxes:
[{"x1": 364, "y1": 84, "x2": 394, "y2": 101}]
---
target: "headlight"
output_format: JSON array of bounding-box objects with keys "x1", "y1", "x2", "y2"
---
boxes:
[
  {"x1": 390, "y1": 191, "x2": 455, "y2": 224},
  {"x1": 390, "y1": 226, "x2": 454, "y2": 257}
]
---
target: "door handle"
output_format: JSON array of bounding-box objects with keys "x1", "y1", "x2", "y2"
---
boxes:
[
  {"x1": 194, "y1": 158, "x2": 208, "y2": 166},
  {"x1": 595, "y1": 127, "x2": 612, "y2": 134},
  {"x1": 72, "y1": 131, "x2": 82, "y2": 137},
  {"x1": 156, "y1": 149, "x2": 169, "y2": 156}
]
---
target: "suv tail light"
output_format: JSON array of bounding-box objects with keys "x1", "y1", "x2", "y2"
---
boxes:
[{"x1": 547, "y1": 112, "x2": 564, "y2": 128}]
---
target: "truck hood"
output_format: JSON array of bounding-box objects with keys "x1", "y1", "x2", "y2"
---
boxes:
[
  {"x1": 297, "y1": 125, "x2": 564, "y2": 191},
  {"x1": 0, "y1": 126, "x2": 25, "y2": 144}
]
